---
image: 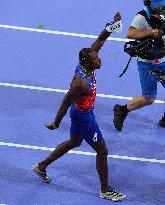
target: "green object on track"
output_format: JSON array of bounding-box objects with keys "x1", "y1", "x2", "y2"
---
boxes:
[{"x1": 37, "y1": 24, "x2": 44, "y2": 29}]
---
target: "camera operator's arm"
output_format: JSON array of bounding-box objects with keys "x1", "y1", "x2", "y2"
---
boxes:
[
  {"x1": 126, "y1": 14, "x2": 163, "y2": 39},
  {"x1": 126, "y1": 27, "x2": 161, "y2": 39}
]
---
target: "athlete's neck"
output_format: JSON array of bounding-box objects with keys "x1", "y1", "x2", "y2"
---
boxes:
[{"x1": 82, "y1": 66, "x2": 93, "y2": 76}]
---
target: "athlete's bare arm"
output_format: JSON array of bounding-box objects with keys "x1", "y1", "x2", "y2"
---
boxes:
[
  {"x1": 45, "y1": 76, "x2": 89, "y2": 130},
  {"x1": 91, "y1": 12, "x2": 121, "y2": 53}
]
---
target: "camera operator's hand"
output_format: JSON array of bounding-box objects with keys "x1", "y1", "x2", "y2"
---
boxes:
[{"x1": 151, "y1": 29, "x2": 163, "y2": 37}]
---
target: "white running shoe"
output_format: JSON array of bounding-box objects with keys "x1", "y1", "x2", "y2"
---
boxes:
[
  {"x1": 32, "y1": 163, "x2": 51, "y2": 183},
  {"x1": 100, "y1": 187, "x2": 126, "y2": 202}
]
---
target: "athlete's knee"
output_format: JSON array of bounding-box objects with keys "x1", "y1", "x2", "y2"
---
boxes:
[
  {"x1": 69, "y1": 137, "x2": 83, "y2": 148},
  {"x1": 73, "y1": 140, "x2": 82, "y2": 148},
  {"x1": 96, "y1": 144, "x2": 108, "y2": 158}
]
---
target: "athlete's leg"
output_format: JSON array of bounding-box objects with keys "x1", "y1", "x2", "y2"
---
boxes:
[
  {"x1": 38, "y1": 135, "x2": 83, "y2": 171},
  {"x1": 71, "y1": 107, "x2": 126, "y2": 201},
  {"x1": 32, "y1": 135, "x2": 83, "y2": 182},
  {"x1": 89, "y1": 139, "x2": 126, "y2": 201},
  {"x1": 90, "y1": 140, "x2": 109, "y2": 192}
]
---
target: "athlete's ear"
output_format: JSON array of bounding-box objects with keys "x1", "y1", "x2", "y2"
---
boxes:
[
  {"x1": 87, "y1": 58, "x2": 94, "y2": 67},
  {"x1": 84, "y1": 61, "x2": 91, "y2": 68},
  {"x1": 80, "y1": 58, "x2": 90, "y2": 67}
]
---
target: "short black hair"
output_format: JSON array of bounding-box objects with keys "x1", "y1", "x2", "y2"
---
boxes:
[
  {"x1": 144, "y1": 0, "x2": 151, "y2": 6},
  {"x1": 79, "y1": 48, "x2": 93, "y2": 65}
]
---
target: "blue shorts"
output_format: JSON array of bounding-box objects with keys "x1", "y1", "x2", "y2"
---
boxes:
[
  {"x1": 70, "y1": 105, "x2": 103, "y2": 145},
  {"x1": 137, "y1": 61, "x2": 165, "y2": 98}
]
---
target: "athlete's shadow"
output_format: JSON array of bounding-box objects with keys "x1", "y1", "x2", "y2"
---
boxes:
[
  {"x1": 54, "y1": 184, "x2": 97, "y2": 197},
  {"x1": 50, "y1": 162, "x2": 98, "y2": 197},
  {"x1": 0, "y1": 161, "x2": 98, "y2": 197}
]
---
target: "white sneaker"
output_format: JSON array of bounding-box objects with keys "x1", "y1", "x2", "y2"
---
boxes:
[
  {"x1": 32, "y1": 163, "x2": 51, "y2": 183},
  {"x1": 100, "y1": 187, "x2": 126, "y2": 202}
]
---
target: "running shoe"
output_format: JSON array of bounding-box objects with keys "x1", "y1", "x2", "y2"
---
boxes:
[{"x1": 32, "y1": 163, "x2": 51, "y2": 183}]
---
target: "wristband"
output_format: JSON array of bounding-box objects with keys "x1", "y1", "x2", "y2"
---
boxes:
[{"x1": 105, "y1": 20, "x2": 122, "y2": 33}]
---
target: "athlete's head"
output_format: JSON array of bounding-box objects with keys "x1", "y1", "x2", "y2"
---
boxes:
[{"x1": 79, "y1": 48, "x2": 101, "y2": 70}]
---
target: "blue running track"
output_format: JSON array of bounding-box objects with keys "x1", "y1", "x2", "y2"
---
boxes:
[{"x1": 0, "y1": 1, "x2": 164, "y2": 205}]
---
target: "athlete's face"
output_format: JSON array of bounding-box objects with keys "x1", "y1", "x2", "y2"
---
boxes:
[{"x1": 88, "y1": 51, "x2": 101, "y2": 70}]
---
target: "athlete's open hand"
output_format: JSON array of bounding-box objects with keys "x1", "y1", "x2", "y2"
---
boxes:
[
  {"x1": 45, "y1": 123, "x2": 58, "y2": 130},
  {"x1": 114, "y1": 12, "x2": 121, "y2": 22}
]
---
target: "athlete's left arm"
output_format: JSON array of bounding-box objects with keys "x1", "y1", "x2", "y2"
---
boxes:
[
  {"x1": 45, "y1": 76, "x2": 89, "y2": 130},
  {"x1": 91, "y1": 12, "x2": 122, "y2": 53}
]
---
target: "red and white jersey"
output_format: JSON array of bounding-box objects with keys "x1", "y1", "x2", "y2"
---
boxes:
[{"x1": 74, "y1": 63, "x2": 96, "y2": 111}]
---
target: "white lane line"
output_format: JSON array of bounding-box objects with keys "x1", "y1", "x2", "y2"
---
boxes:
[
  {"x1": 1, "y1": 141, "x2": 165, "y2": 164},
  {"x1": 0, "y1": 82, "x2": 164, "y2": 104},
  {"x1": 0, "y1": 23, "x2": 131, "y2": 42}
]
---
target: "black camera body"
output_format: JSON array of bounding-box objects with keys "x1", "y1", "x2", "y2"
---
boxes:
[{"x1": 124, "y1": 37, "x2": 164, "y2": 60}]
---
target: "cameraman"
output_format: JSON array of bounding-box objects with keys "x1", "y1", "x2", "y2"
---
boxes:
[{"x1": 113, "y1": 0, "x2": 165, "y2": 131}]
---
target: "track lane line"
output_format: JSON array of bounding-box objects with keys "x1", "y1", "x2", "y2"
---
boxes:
[
  {"x1": 1, "y1": 141, "x2": 165, "y2": 164},
  {"x1": 0, "y1": 82, "x2": 163, "y2": 104}
]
